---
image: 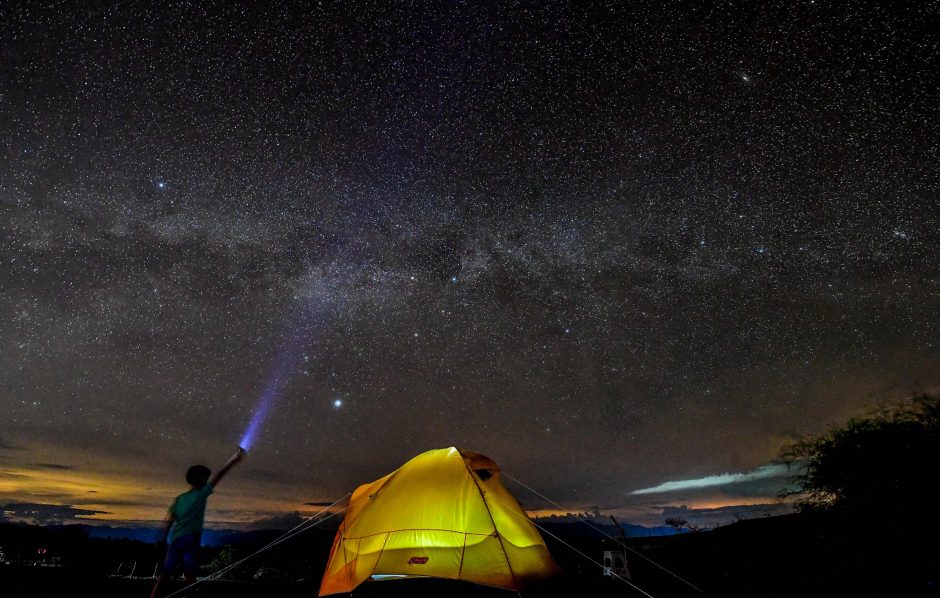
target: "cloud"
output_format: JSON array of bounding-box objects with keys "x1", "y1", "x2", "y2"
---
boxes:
[
  {"x1": 0, "y1": 438, "x2": 25, "y2": 451},
  {"x1": 659, "y1": 503, "x2": 793, "y2": 527},
  {"x1": 31, "y1": 463, "x2": 77, "y2": 471},
  {"x1": 1, "y1": 502, "x2": 110, "y2": 525},
  {"x1": 305, "y1": 501, "x2": 337, "y2": 507},
  {"x1": 630, "y1": 464, "x2": 790, "y2": 495},
  {"x1": 70, "y1": 497, "x2": 141, "y2": 507}
]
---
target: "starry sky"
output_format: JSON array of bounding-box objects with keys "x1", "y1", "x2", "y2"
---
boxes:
[{"x1": 1, "y1": 1, "x2": 937, "y2": 528}]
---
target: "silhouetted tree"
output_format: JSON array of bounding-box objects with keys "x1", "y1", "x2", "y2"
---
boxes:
[
  {"x1": 664, "y1": 517, "x2": 688, "y2": 532},
  {"x1": 783, "y1": 394, "x2": 939, "y2": 517}
]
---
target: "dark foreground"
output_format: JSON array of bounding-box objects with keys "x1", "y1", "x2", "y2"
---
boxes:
[
  {"x1": 2, "y1": 513, "x2": 936, "y2": 597},
  {"x1": 0, "y1": 567, "x2": 636, "y2": 598}
]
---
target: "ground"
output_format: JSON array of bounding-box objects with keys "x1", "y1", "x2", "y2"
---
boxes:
[{"x1": 1, "y1": 514, "x2": 936, "y2": 597}]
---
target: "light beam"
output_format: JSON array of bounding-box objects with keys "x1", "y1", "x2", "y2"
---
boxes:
[{"x1": 239, "y1": 297, "x2": 319, "y2": 451}]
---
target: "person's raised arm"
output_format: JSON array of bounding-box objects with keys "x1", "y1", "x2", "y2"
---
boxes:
[{"x1": 209, "y1": 447, "x2": 245, "y2": 488}]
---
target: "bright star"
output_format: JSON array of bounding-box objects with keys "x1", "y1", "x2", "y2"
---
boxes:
[{"x1": 333, "y1": 399, "x2": 343, "y2": 409}]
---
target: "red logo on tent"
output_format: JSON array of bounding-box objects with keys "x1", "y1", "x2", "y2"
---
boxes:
[{"x1": 408, "y1": 556, "x2": 429, "y2": 565}]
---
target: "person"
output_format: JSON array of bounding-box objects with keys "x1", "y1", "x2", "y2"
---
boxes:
[{"x1": 150, "y1": 447, "x2": 245, "y2": 598}]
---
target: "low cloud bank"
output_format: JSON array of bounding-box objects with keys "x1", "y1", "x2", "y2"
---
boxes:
[{"x1": 631, "y1": 464, "x2": 790, "y2": 495}]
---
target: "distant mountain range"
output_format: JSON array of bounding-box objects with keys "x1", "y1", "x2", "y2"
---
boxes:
[
  {"x1": 80, "y1": 524, "x2": 252, "y2": 546},
  {"x1": 533, "y1": 519, "x2": 682, "y2": 539},
  {"x1": 77, "y1": 517, "x2": 681, "y2": 546}
]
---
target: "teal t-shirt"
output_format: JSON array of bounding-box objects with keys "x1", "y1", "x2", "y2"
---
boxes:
[{"x1": 168, "y1": 483, "x2": 214, "y2": 543}]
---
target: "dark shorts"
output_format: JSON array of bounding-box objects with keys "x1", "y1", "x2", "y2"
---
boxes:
[{"x1": 163, "y1": 532, "x2": 201, "y2": 575}]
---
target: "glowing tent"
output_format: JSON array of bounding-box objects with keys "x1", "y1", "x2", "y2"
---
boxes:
[{"x1": 319, "y1": 447, "x2": 562, "y2": 595}]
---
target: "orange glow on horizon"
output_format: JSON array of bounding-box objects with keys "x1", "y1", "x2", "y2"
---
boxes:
[
  {"x1": 0, "y1": 462, "x2": 340, "y2": 525},
  {"x1": 1, "y1": 437, "x2": 788, "y2": 527},
  {"x1": 523, "y1": 495, "x2": 788, "y2": 520}
]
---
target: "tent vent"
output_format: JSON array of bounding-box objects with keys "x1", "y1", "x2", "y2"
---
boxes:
[{"x1": 474, "y1": 468, "x2": 493, "y2": 481}]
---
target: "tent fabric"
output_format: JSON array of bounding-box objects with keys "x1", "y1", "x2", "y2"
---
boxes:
[{"x1": 318, "y1": 447, "x2": 561, "y2": 595}]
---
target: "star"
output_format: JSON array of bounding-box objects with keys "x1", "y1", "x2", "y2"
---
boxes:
[{"x1": 0, "y1": 0, "x2": 930, "y2": 536}]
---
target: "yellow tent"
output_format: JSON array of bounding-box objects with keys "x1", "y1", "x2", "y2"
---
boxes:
[{"x1": 319, "y1": 447, "x2": 562, "y2": 595}]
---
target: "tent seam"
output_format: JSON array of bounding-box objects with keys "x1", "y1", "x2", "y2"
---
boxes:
[
  {"x1": 367, "y1": 531, "x2": 391, "y2": 580},
  {"x1": 459, "y1": 450, "x2": 519, "y2": 588},
  {"x1": 458, "y1": 532, "x2": 468, "y2": 580}
]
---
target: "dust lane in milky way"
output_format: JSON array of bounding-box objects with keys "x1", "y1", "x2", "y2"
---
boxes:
[{"x1": 0, "y1": 1, "x2": 937, "y2": 526}]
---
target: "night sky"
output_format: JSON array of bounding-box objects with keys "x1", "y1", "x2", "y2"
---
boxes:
[{"x1": 1, "y1": 1, "x2": 937, "y2": 528}]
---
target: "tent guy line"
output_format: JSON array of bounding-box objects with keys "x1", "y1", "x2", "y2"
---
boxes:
[
  {"x1": 163, "y1": 493, "x2": 353, "y2": 598},
  {"x1": 504, "y1": 472, "x2": 703, "y2": 592},
  {"x1": 490, "y1": 493, "x2": 656, "y2": 598},
  {"x1": 164, "y1": 449, "x2": 686, "y2": 597}
]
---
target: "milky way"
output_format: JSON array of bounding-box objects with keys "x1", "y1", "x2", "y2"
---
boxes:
[{"x1": 0, "y1": 1, "x2": 937, "y2": 524}]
